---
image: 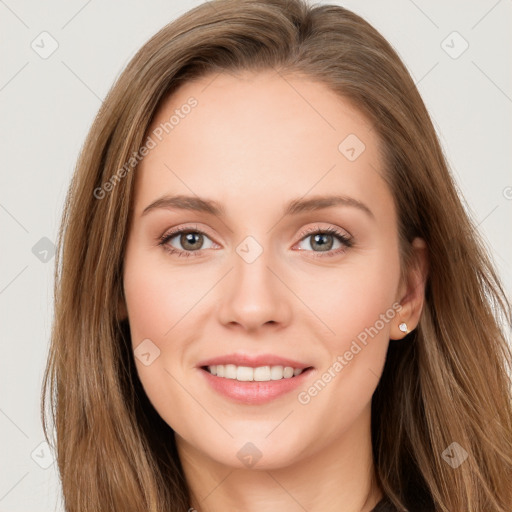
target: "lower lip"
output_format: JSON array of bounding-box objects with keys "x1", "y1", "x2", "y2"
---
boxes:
[{"x1": 199, "y1": 367, "x2": 314, "y2": 405}]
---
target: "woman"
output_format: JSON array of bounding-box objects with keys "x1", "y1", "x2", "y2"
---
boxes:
[{"x1": 41, "y1": 0, "x2": 512, "y2": 511}]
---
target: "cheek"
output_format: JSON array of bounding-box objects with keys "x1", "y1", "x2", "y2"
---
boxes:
[
  {"x1": 123, "y1": 246, "x2": 197, "y2": 346},
  {"x1": 296, "y1": 249, "x2": 400, "y2": 351},
  {"x1": 296, "y1": 245, "x2": 401, "y2": 418},
  {"x1": 292, "y1": 254, "x2": 400, "y2": 437},
  {"x1": 123, "y1": 249, "x2": 198, "y2": 428},
  {"x1": 124, "y1": 274, "x2": 170, "y2": 347}
]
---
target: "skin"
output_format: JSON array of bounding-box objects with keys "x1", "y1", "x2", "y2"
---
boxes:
[{"x1": 122, "y1": 69, "x2": 428, "y2": 512}]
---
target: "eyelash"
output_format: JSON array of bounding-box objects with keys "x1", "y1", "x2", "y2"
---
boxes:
[{"x1": 157, "y1": 224, "x2": 353, "y2": 259}]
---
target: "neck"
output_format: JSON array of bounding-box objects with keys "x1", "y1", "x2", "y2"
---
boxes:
[{"x1": 177, "y1": 403, "x2": 383, "y2": 512}]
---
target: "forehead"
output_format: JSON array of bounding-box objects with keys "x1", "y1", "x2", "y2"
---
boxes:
[{"x1": 133, "y1": 70, "x2": 391, "y2": 219}]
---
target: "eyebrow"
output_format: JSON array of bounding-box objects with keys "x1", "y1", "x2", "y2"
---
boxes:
[{"x1": 141, "y1": 194, "x2": 374, "y2": 219}]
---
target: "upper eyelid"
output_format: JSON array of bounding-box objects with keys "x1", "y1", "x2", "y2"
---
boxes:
[
  {"x1": 299, "y1": 224, "x2": 352, "y2": 238},
  {"x1": 161, "y1": 223, "x2": 351, "y2": 241},
  {"x1": 161, "y1": 224, "x2": 215, "y2": 242},
  {"x1": 160, "y1": 224, "x2": 352, "y2": 250}
]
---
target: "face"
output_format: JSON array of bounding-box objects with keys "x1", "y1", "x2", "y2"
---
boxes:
[{"x1": 123, "y1": 70, "x2": 408, "y2": 470}]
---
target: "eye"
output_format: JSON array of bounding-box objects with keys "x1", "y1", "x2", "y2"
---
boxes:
[
  {"x1": 158, "y1": 224, "x2": 353, "y2": 259},
  {"x1": 294, "y1": 225, "x2": 353, "y2": 257},
  {"x1": 158, "y1": 225, "x2": 217, "y2": 258}
]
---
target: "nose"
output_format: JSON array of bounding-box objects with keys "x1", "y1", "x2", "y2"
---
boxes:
[{"x1": 217, "y1": 243, "x2": 292, "y2": 332}]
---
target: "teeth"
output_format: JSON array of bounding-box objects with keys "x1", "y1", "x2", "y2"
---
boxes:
[
  {"x1": 225, "y1": 364, "x2": 237, "y2": 379},
  {"x1": 207, "y1": 364, "x2": 304, "y2": 382},
  {"x1": 270, "y1": 365, "x2": 284, "y2": 380},
  {"x1": 283, "y1": 366, "x2": 294, "y2": 378},
  {"x1": 254, "y1": 366, "x2": 270, "y2": 381}
]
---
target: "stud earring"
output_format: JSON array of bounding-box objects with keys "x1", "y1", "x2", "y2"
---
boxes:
[{"x1": 398, "y1": 322, "x2": 408, "y2": 334}]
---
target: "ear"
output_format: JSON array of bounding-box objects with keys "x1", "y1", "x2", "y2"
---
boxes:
[{"x1": 390, "y1": 237, "x2": 429, "y2": 340}]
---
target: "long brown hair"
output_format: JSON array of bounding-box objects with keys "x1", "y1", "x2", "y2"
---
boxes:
[{"x1": 41, "y1": 0, "x2": 512, "y2": 510}]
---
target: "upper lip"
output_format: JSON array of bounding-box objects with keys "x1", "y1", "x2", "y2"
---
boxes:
[{"x1": 197, "y1": 353, "x2": 312, "y2": 369}]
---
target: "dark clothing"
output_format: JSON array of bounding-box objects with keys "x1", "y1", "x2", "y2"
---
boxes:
[
  {"x1": 371, "y1": 497, "x2": 401, "y2": 512},
  {"x1": 370, "y1": 491, "x2": 435, "y2": 512}
]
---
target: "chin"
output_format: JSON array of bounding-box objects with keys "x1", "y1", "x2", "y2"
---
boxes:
[{"x1": 186, "y1": 429, "x2": 309, "y2": 471}]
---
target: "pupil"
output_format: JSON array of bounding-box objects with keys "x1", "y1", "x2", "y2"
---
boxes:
[
  {"x1": 313, "y1": 233, "x2": 333, "y2": 251},
  {"x1": 182, "y1": 232, "x2": 202, "y2": 250}
]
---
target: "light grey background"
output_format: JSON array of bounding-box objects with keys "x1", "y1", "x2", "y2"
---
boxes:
[{"x1": 1, "y1": 1, "x2": 511, "y2": 510}]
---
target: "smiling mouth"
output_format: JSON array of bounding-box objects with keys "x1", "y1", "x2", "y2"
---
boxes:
[{"x1": 201, "y1": 364, "x2": 314, "y2": 382}]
